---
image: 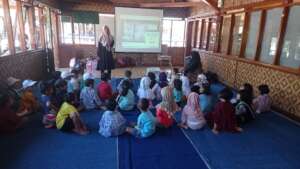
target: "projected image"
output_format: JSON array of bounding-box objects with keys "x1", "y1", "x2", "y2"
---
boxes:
[
  {"x1": 121, "y1": 20, "x2": 160, "y2": 49},
  {"x1": 115, "y1": 7, "x2": 163, "y2": 53}
]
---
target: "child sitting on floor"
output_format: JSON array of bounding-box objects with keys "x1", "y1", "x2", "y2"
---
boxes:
[
  {"x1": 19, "y1": 80, "x2": 40, "y2": 116},
  {"x1": 0, "y1": 93, "x2": 27, "y2": 134},
  {"x1": 80, "y1": 79, "x2": 102, "y2": 110},
  {"x1": 54, "y1": 79, "x2": 68, "y2": 108},
  {"x1": 170, "y1": 68, "x2": 180, "y2": 87},
  {"x1": 179, "y1": 92, "x2": 206, "y2": 130},
  {"x1": 156, "y1": 86, "x2": 178, "y2": 128},
  {"x1": 173, "y1": 78, "x2": 185, "y2": 108},
  {"x1": 137, "y1": 77, "x2": 155, "y2": 102},
  {"x1": 41, "y1": 82, "x2": 58, "y2": 128},
  {"x1": 158, "y1": 72, "x2": 169, "y2": 89},
  {"x1": 235, "y1": 89, "x2": 255, "y2": 125},
  {"x1": 117, "y1": 80, "x2": 135, "y2": 111},
  {"x1": 206, "y1": 88, "x2": 242, "y2": 134},
  {"x1": 194, "y1": 73, "x2": 209, "y2": 92},
  {"x1": 148, "y1": 72, "x2": 161, "y2": 100},
  {"x1": 97, "y1": 72, "x2": 113, "y2": 103},
  {"x1": 117, "y1": 70, "x2": 133, "y2": 93},
  {"x1": 199, "y1": 84, "x2": 214, "y2": 114},
  {"x1": 126, "y1": 98, "x2": 156, "y2": 138},
  {"x1": 56, "y1": 93, "x2": 89, "y2": 135},
  {"x1": 99, "y1": 99, "x2": 127, "y2": 137},
  {"x1": 253, "y1": 84, "x2": 271, "y2": 114},
  {"x1": 181, "y1": 71, "x2": 191, "y2": 97}
]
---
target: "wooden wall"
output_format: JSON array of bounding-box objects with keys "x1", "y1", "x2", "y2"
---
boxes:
[
  {"x1": 200, "y1": 51, "x2": 300, "y2": 120},
  {"x1": 0, "y1": 50, "x2": 50, "y2": 81}
]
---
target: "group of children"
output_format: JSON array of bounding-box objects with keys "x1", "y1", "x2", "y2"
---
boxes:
[{"x1": 0, "y1": 66, "x2": 271, "y2": 138}]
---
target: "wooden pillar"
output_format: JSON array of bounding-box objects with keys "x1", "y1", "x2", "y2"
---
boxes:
[
  {"x1": 16, "y1": 0, "x2": 26, "y2": 51},
  {"x1": 193, "y1": 20, "x2": 199, "y2": 48},
  {"x1": 254, "y1": 10, "x2": 266, "y2": 61},
  {"x1": 2, "y1": 0, "x2": 15, "y2": 55},
  {"x1": 51, "y1": 11, "x2": 60, "y2": 68},
  {"x1": 273, "y1": 7, "x2": 290, "y2": 65},
  {"x1": 199, "y1": 19, "x2": 205, "y2": 49},
  {"x1": 239, "y1": 12, "x2": 250, "y2": 58},
  {"x1": 38, "y1": 7, "x2": 46, "y2": 49},
  {"x1": 185, "y1": 21, "x2": 193, "y2": 56},
  {"x1": 206, "y1": 18, "x2": 212, "y2": 50},
  {"x1": 227, "y1": 14, "x2": 235, "y2": 55},
  {"x1": 215, "y1": 16, "x2": 223, "y2": 53}
]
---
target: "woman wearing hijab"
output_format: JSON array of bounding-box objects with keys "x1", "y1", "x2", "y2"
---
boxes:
[
  {"x1": 179, "y1": 92, "x2": 206, "y2": 130},
  {"x1": 156, "y1": 86, "x2": 178, "y2": 128},
  {"x1": 158, "y1": 72, "x2": 169, "y2": 89},
  {"x1": 97, "y1": 25, "x2": 114, "y2": 79}
]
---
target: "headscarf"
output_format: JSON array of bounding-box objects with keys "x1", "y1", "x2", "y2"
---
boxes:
[
  {"x1": 157, "y1": 86, "x2": 177, "y2": 113},
  {"x1": 197, "y1": 74, "x2": 208, "y2": 85},
  {"x1": 182, "y1": 92, "x2": 203, "y2": 118},
  {"x1": 159, "y1": 72, "x2": 168, "y2": 88},
  {"x1": 137, "y1": 77, "x2": 154, "y2": 100},
  {"x1": 100, "y1": 25, "x2": 113, "y2": 51}
]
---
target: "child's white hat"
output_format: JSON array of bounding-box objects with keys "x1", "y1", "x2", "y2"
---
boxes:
[
  {"x1": 22, "y1": 80, "x2": 37, "y2": 89},
  {"x1": 61, "y1": 71, "x2": 74, "y2": 79},
  {"x1": 7, "y1": 77, "x2": 20, "y2": 86}
]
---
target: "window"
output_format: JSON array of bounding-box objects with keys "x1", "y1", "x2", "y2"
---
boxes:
[
  {"x1": 60, "y1": 16, "x2": 72, "y2": 44},
  {"x1": 74, "y1": 23, "x2": 95, "y2": 45},
  {"x1": 0, "y1": 1, "x2": 9, "y2": 56},
  {"x1": 208, "y1": 20, "x2": 217, "y2": 51},
  {"x1": 9, "y1": 0, "x2": 21, "y2": 53},
  {"x1": 231, "y1": 13, "x2": 244, "y2": 56},
  {"x1": 23, "y1": 6, "x2": 33, "y2": 50},
  {"x1": 280, "y1": 5, "x2": 300, "y2": 69},
  {"x1": 162, "y1": 18, "x2": 186, "y2": 47},
  {"x1": 220, "y1": 15, "x2": 231, "y2": 54},
  {"x1": 35, "y1": 7, "x2": 42, "y2": 48},
  {"x1": 245, "y1": 11, "x2": 261, "y2": 59},
  {"x1": 260, "y1": 8, "x2": 282, "y2": 64}
]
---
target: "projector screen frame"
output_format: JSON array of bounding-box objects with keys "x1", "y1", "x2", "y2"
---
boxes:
[{"x1": 114, "y1": 7, "x2": 163, "y2": 53}]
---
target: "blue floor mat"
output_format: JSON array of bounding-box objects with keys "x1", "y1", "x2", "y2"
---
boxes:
[
  {"x1": 0, "y1": 110, "x2": 117, "y2": 169},
  {"x1": 118, "y1": 110, "x2": 209, "y2": 169}
]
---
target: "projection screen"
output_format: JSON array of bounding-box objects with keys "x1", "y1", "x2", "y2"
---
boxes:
[{"x1": 115, "y1": 7, "x2": 163, "y2": 53}]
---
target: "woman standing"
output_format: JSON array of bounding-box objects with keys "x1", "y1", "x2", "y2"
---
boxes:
[{"x1": 97, "y1": 25, "x2": 114, "y2": 79}]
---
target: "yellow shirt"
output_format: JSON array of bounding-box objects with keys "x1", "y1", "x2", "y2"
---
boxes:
[{"x1": 56, "y1": 102, "x2": 77, "y2": 129}]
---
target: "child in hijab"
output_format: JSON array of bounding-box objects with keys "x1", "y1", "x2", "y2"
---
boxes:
[
  {"x1": 148, "y1": 72, "x2": 161, "y2": 100},
  {"x1": 156, "y1": 86, "x2": 178, "y2": 128},
  {"x1": 137, "y1": 76, "x2": 155, "y2": 101},
  {"x1": 179, "y1": 92, "x2": 206, "y2": 130},
  {"x1": 117, "y1": 80, "x2": 135, "y2": 111}
]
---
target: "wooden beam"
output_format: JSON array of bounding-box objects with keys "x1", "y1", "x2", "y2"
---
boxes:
[
  {"x1": 140, "y1": 2, "x2": 208, "y2": 8},
  {"x1": 185, "y1": 21, "x2": 193, "y2": 56},
  {"x1": 199, "y1": 19, "x2": 205, "y2": 49},
  {"x1": 239, "y1": 12, "x2": 250, "y2": 58},
  {"x1": 273, "y1": 7, "x2": 290, "y2": 65},
  {"x1": 38, "y1": 7, "x2": 46, "y2": 49},
  {"x1": 16, "y1": 0, "x2": 26, "y2": 51},
  {"x1": 254, "y1": 10, "x2": 266, "y2": 61},
  {"x1": 227, "y1": 14, "x2": 235, "y2": 55},
  {"x1": 193, "y1": 20, "x2": 199, "y2": 48},
  {"x1": 215, "y1": 16, "x2": 223, "y2": 53},
  {"x1": 2, "y1": 0, "x2": 15, "y2": 55},
  {"x1": 202, "y1": 0, "x2": 219, "y2": 12},
  {"x1": 206, "y1": 18, "x2": 212, "y2": 50},
  {"x1": 27, "y1": 6, "x2": 36, "y2": 49}
]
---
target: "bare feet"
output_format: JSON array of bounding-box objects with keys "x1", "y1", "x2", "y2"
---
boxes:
[
  {"x1": 178, "y1": 123, "x2": 188, "y2": 129},
  {"x1": 212, "y1": 129, "x2": 219, "y2": 135}
]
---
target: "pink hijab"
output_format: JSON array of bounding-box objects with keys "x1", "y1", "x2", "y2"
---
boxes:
[{"x1": 182, "y1": 92, "x2": 204, "y2": 118}]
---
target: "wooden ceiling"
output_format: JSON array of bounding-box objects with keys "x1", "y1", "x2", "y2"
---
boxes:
[{"x1": 59, "y1": 0, "x2": 218, "y2": 9}]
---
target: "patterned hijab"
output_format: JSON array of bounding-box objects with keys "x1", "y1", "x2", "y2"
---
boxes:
[
  {"x1": 100, "y1": 25, "x2": 113, "y2": 51},
  {"x1": 183, "y1": 92, "x2": 203, "y2": 117},
  {"x1": 157, "y1": 86, "x2": 177, "y2": 113}
]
